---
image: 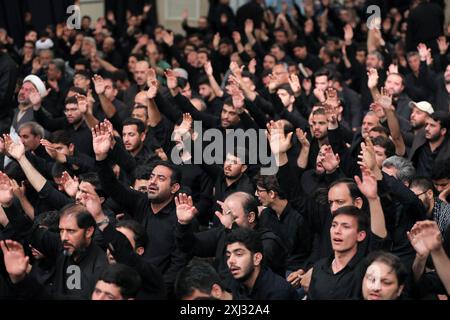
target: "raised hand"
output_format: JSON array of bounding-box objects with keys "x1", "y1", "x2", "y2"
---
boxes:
[
  {"x1": 92, "y1": 122, "x2": 112, "y2": 161},
  {"x1": 244, "y1": 19, "x2": 254, "y2": 35},
  {"x1": 60, "y1": 171, "x2": 79, "y2": 198},
  {"x1": 387, "y1": 64, "x2": 398, "y2": 75},
  {"x1": 176, "y1": 113, "x2": 193, "y2": 137},
  {"x1": 296, "y1": 128, "x2": 310, "y2": 148},
  {"x1": 417, "y1": 43, "x2": 430, "y2": 61},
  {"x1": 266, "y1": 120, "x2": 293, "y2": 155},
  {"x1": 214, "y1": 200, "x2": 234, "y2": 229},
  {"x1": 0, "y1": 240, "x2": 29, "y2": 283},
  {"x1": 204, "y1": 61, "x2": 214, "y2": 77},
  {"x1": 378, "y1": 87, "x2": 394, "y2": 111},
  {"x1": 175, "y1": 193, "x2": 197, "y2": 225},
  {"x1": 213, "y1": 33, "x2": 221, "y2": 50},
  {"x1": 75, "y1": 93, "x2": 88, "y2": 114},
  {"x1": 367, "y1": 68, "x2": 379, "y2": 89},
  {"x1": 162, "y1": 30, "x2": 174, "y2": 47},
  {"x1": 313, "y1": 87, "x2": 326, "y2": 103},
  {"x1": 4, "y1": 134, "x2": 25, "y2": 161},
  {"x1": 229, "y1": 61, "x2": 244, "y2": 78},
  {"x1": 321, "y1": 145, "x2": 340, "y2": 173},
  {"x1": 343, "y1": 24, "x2": 353, "y2": 43},
  {"x1": 369, "y1": 102, "x2": 385, "y2": 119},
  {"x1": 0, "y1": 172, "x2": 14, "y2": 206},
  {"x1": 80, "y1": 182, "x2": 104, "y2": 220},
  {"x1": 408, "y1": 220, "x2": 443, "y2": 255},
  {"x1": 248, "y1": 58, "x2": 257, "y2": 74},
  {"x1": 92, "y1": 74, "x2": 106, "y2": 95},
  {"x1": 232, "y1": 31, "x2": 241, "y2": 45},
  {"x1": 165, "y1": 69, "x2": 178, "y2": 91},
  {"x1": 11, "y1": 179, "x2": 26, "y2": 199},
  {"x1": 146, "y1": 68, "x2": 158, "y2": 99},
  {"x1": 355, "y1": 165, "x2": 378, "y2": 200},
  {"x1": 288, "y1": 73, "x2": 301, "y2": 96}
]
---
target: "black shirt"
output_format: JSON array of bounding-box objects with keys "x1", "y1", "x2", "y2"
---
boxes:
[
  {"x1": 227, "y1": 266, "x2": 299, "y2": 300},
  {"x1": 259, "y1": 202, "x2": 312, "y2": 271},
  {"x1": 415, "y1": 142, "x2": 444, "y2": 177}
]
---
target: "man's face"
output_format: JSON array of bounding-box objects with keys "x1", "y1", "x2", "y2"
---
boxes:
[
  {"x1": 103, "y1": 79, "x2": 117, "y2": 100},
  {"x1": 131, "y1": 107, "x2": 148, "y2": 124},
  {"x1": 366, "y1": 54, "x2": 380, "y2": 69},
  {"x1": 384, "y1": 74, "x2": 404, "y2": 96},
  {"x1": 330, "y1": 214, "x2": 365, "y2": 253},
  {"x1": 224, "y1": 154, "x2": 246, "y2": 180},
  {"x1": 226, "y1": 242, "x2": 258, "y2": 281},
  {"x1": 362, "y1": 114, "x2": 380, "y2": 138},
  {"x1": 220, "y1": 104, "x2": 239, "y2": 128},
  {"x1": 315, "y1": 75, "x2": 329, "y2": 91},
  {"x1": 425, "y1": 118, "x2": 444, "y2": 142},
  {"x1": 59, "y1": 214, "x2": 90, "y2": 256},
  {"x1": 198, "y1": 17, "x2": 208, "y2": 29},
  {"x1": 277, "y1": 88, "x2": 294, "y2": 107},
  {"x1": 410, "y1": 186, "x2": 433, "y2": 212},
  {"x1": 64, "y1": 103, "x2": 83, "y2": 124},
  {"x1": 293, "y1": 46, "x2": 307, "y2": 59},
  {"x1": 47, "y1": 63, "x2": 60, "y2": 81},
  {"x1": 181, "y1": 83, "x2": 192, "y2": 99},
  {"x1": 328, "y1": 183, "x2": 358, "y2": 214},
  {"x1": 128, "y1": 56, "x2": 138, "y2": 73},
  {"x1": 315, "y1": 145, "x2": 327, "y2": 174},
  {"x1": 19, "y1": 126, "x2": 41, "y2": 151},
  {"x1": 197, "y1": 53, "x2": 208, "y2": 67},
  {"x1": 374, "y1": 145, "x2": 387, "y2": 168},
  {"x1": 25, "y1": 31, "x2": 37, "y2": 42},
  {"x1": 133, "y1": 179, "x2": 149, "y2": 193},
  {"x1": 53, "y1": 143, "x2": 72, "y2": 157},
  {"x1": 255, "y1": 186, "x2": 272, "y2": 207},
  {"x1": 39, "y1": 51, "x2": 52, "y2": 68},
  {"x1": 199, "y1": 84, "x2": 212, "y2": 100},
  {"x1": 219, "y1": 43, "x2": 232, "y2": 56},
  {"x1": 362, "y1": 261, "x2": 402, "y2": 300},
  {"x1": 147, "y1": 165, "x2": 176, "y2": 202},
  {"x1": 407, "y1": 55, "x2": 420, "y2": 73},
  {"x1": 73, "y1": 74, "x2": 90, "y2": 90},
  {"x1": 18, "y1": 82, "x2": 38, "y2": 105},
  {"x1": 122, "y1": 124, "x2": 144, "y2": 153},
  {"x1": 263, "y1": 55, "x2": 276, "y2": 70},
  {"x1": 410, "y1": 107, "x2": 429, "y2": 130},
  {"x1": 274, "y1": 31, "x2": 288, "y2": 45},
  {"x1": 433, "y1": 178, "x2": 450, "y2": 193},
  {"x1": 92, "y1": 281, "x2": 125, "y2": 300},
  {"x1": 311, "y1": 114, "x2": 328, "y2": 140},
  {"x1": 103, "y1": 38, "x2": 114, "y2": 53},
  {"x1": 76, "y1": 181, "x2": 98, "y2": 205},
  {"x1": 134, "y1": 63, "x2": 149, "y2": 86},
  {"x1": 146, "y1": 44, "x2": 160, "y2": 62},
  {"x1": 356, "y1": 50, "x2": 366, "y2": 65}
]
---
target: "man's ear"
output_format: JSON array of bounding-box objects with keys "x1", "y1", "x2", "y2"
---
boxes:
[
  {"x1": 136, "y1": 246, "x2": 145, "y2": 256},
  {"x1": 426, "y1": 189, "x2": 434, "y2": 200},
  {"x1": 69, "y1": 143, "x2": 75, "y2": 155},
  {"x1": 356, "y1": 230, "x2": 367, "y2": 243},
  {"x1": 99, "y1": 196, "x2": 105, "y2": 204},
  {"x1": 253, "y1": 252, "x2": 263, "y2": 266},
  {"x1": 396, "y1": 285, "x2": 404, "y2": 298},
  {"x1": 171, "y1": 182, "x2": 180, "y2": 194},
  {"x1": 441, "y1": 128, "x2": 447, "y2": 137},
  {"x1": 268, "y1": 190, "x2": 276, "y2": 200},
  {"x1": 86, "y1": 226, "x2": 95, "y2": 240},
  {"x1": 240, "y1": 164, "x2": 247, "y2": 173},
  {"x1": 247, "y1": 211, "x2": 256, "y2": 224},
  {"x1": 354, "y1": 197, "x2": 363, "y2": 209},
  {"x1": 140, "y1": 132, "x2": 146, "y2": 142}
]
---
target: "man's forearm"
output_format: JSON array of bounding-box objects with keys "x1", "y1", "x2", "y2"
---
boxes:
[
  {"x1": 84, "y1": 112, "x2": 99, "y2": 129},
  {"x1": 368, "y1": 196, "x2": 387, "y2": 238},
  {"x1": 431, "y1": 247, "x2": 450, "y2": 294},
  {"x1": 17, "y1": 156, "x2": 46, "y2": 193},
  {"x1": 412, "y1": 254, "x2": 428, "y2": 283}
]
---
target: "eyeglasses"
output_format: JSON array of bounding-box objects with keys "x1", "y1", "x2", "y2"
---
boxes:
[
  {"x1": 414, "y1": 190, "x2": 428, "y2": 197},
  {"x1": 255, "y1": 188, "x2": 268, "y2": 194}
]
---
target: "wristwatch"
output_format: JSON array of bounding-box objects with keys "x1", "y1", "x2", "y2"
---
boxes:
[{"x1": 96, "y1": 217, "x2": 110, "y2": 227}]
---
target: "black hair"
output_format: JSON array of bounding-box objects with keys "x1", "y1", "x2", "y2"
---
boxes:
[
  {"x1": 78, "y1": 172, "x2": 106, "y2": 199},
  {"x1": 151, "y1": 160, "x2": 181, "y2": 185},
  {"x1": 431, "y1": 159, "x2": 450, "y2": 180},
  {"x1": 59, "y1": 203, "x2": 96, "y2": 230},
  {"x1": 332, "y1": 205, "x2": 369, "y2": 232},
  {"x1": 132, "y1": 165, "x2": 153, "y2": 184},
  {"x1": 365, "y1": 251, "x2": 407, "y2": 286},
  {"x1": 122, "y1": 117, "x2": 146, "y2": 134},
  {"x1": 65, "y1": 96, "x2": 78, "y2": 106},
  {"x1": 116, "y1": 219, "x2": 148, "y2": 249},
  {"x1": 74, "y1": 69, "x2": 91, "y2": 79},
  {"x1": 68, "y1": 86, "x2": 87, "y2": 96},
  {"x1": 431, "y1": 111, "x2": 450, "y2": 134},
  {"x1": 50, "y1": 130, "x2": 72, "y2": 146},
  {"x1": 224, "y1": 227, "x2": 263, "y2": 255},
  {"x1": 34, "y1": 210, "x2": 60, "y2": 232},
  {"x1": 96, "y1": 264, "x2": 142, "y2": 299},
  {"x1": 51, "y1": 162, "x2": 73, "y2": 179},
  {"x1": 254, "y1": 174, "x2": 286, "y2": 199},
  {"x1": 371, "y1": 136, "x2": 395, "y2": 159},
  {"x1": 174, "y1": 260, "x2": 223, "y2": 299},
  {"x1": 197, "y1": 75, "x2": 211, "y2": 87},
  {"x1": 410, "y1": 177, "x2": 434, "y2": 192}
]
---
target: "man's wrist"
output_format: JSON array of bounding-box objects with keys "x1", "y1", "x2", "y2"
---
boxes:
[{"x1": 1, "y1": 201, "x2": 13, "y2": 208}]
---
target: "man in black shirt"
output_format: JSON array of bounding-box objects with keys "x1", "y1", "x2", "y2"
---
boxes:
[
  {"x1": 308, "y1": 167, "x2": 388, "y2": 300},
  {"x1": 409, "y1": 111, "x2": 450, "y2": 176},
  {"x1": 225, "y1": 228, "x2": 298, "y2": 300},
  {"x1": 255, "y1": 174, "x2": 312, "y2": 281}
]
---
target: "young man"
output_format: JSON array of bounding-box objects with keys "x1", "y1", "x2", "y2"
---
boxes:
[
  {"x1": 91, "y1": 264, "x2": 142, "y2": 300},
  {"x1": 225, "y1": 228, "x2": 298, "y2": 300},
  {"x1": 175, "y1": 260, "x2": 233, "y2": 300}
]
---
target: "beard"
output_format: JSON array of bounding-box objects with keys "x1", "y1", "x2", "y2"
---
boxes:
[
  {"x1": 235, "y1": 265, "x2": 255, "y2": 283},
  {"x1": 426, "y1": 132, "x2": 441, "y2": 143}
]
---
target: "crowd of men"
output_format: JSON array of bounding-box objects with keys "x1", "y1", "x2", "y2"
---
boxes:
[{"x1": 0, "y1": 0, "x2": 449, "y2": 300}]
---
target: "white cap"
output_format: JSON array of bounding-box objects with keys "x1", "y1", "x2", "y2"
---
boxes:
[
  {"x1": 35, "y1": 38, "x2": 54, "y2": 50},
  {"x1": 173, "y1": 68, "x2": 188, "y2": 80},
  {"x1": 409, "y1": 101, "x2": 434, "y2": 115},
  {"x1": 23, "y1": 75, "x2": 47, "y2": 97}
]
